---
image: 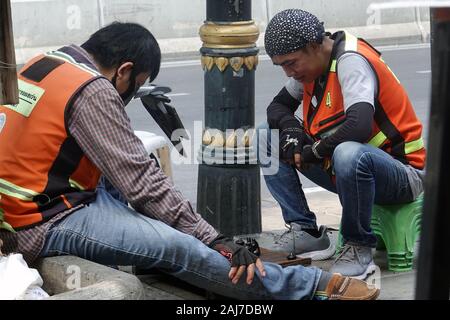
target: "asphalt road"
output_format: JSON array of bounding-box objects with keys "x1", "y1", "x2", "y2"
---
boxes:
[{"x1": 125, "y1": 44, "x2": 431, "y2": 208}]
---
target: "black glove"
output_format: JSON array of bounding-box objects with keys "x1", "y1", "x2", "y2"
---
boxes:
[
  {"x1": 209, "y1": 234, "x2": 258, "y2": 267},
  {"x1": 279, "y1": 127, "x2": 304, "y2": 162},
  {"x1": 235, "y1": 237, "x2": 261, "y2": 257},
  {"x1": 302, "y1": 142, "x2": 324, "y2": 164}
]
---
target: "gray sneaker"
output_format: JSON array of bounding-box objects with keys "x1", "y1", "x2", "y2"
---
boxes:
[
  {"x1": 273, "y1": 224, "x2": 336, "y2": 261},
  {"x1": 329, "y1": 245, "x2": 377, "y2": 280}
]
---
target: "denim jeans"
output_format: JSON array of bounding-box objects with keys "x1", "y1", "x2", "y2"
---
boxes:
[
  {"x1": 40, "y1": 184, "x2": 322, "y2": 300},
  {"x1": 257, "y1": 122, "x2": 415, "y2": 248},
  {"x1": 99, "y1": 175, "x2": 128, "y2": 205}
]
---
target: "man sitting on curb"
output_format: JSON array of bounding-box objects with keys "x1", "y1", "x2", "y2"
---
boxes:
[
  {"x1": 258, "y1": 9, "x2": 425, "y2": 279},
  {"x1": 0, "y1": 22, "x2": 378, "y2": 299}
]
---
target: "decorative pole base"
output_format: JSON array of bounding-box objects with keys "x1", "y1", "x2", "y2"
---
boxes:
[
  {"x1": 197, "y1": 164, "x2": 261, "y2": 237},
  {"x1": 197, "y1": 0, "x2": 261, "y2": 236}
]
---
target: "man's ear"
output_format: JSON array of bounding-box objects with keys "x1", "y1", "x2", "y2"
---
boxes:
[
  {"x1": 116, "y1": 62, "x2": 134, "y2": 80},
  {"x1": 307, "y1": 43, "x2": 321, "y2": 54}
]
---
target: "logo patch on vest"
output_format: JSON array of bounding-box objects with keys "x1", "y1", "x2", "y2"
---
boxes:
[
  {"x1": 0, "y1": 113, "x2": 5, "y2": 134},
  {"x1": 2, "y1": 79, "x2": 45, "y2": 117},
  {"x1": 326, "y1": 92, "x2": 332, "y2": 108}
]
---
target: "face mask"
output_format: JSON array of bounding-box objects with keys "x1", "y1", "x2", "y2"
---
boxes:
[{"x1": 111, "y1": 69, "x2": 138, "y2": 106}]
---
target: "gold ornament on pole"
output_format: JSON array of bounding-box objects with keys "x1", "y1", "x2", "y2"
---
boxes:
[{"x1": 199, "y1": 20, "x2": 259, "y2": 73}]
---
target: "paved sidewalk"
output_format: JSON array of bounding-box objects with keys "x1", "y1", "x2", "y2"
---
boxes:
[
  {"x1": 260, "y1": 190, "x2": 417, "y2": 300},
  {"x1": 261, "y1": 189, "x2": 343, "y2": 231}
]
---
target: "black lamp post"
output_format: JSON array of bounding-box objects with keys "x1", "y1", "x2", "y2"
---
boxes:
[{"x1": 197, "y1": 0, "x2": 261, "y2": 237}]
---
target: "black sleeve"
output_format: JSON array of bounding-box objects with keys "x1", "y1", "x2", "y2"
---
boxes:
[
  {"x1": 315, "y1": 102, "x2": 374, "y2": 157},
  {"x1": 267, "y1": 87, "x2": 302, "y2": 130}
]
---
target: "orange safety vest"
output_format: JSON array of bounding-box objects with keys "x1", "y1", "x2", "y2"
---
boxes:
[
  {"x1": 0, "y1": 48, "x2": 104, "y2": 229},
  {"x1": 302, "y1": 31, "x2": 426, "y2": 169}
]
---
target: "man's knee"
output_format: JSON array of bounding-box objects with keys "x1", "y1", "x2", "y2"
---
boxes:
[
  {"x1": 143, "y1": 224, "x2": 208, "y2": 259},
  {"x1": 332, "y1": 141, "x2": 367, "y2": 173}
]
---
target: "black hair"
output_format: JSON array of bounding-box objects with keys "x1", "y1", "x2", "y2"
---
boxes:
[{"x1": 81, "y1": 22, "x2": 161, "y2": 82}]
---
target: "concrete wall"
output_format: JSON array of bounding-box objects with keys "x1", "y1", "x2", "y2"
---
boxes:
[
  {"x1": 266, "y1": 0, "x2": 429, "y2": 28},
  {"x1": 12, "y1": 0, "x2": 98, "y2": 48},
  {"x1": 10, "y1": 0, "x2": 431, "y2": 62}
]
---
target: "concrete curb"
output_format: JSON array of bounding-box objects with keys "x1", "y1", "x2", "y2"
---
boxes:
[{"x1": 35, "y1": 256, "x2": 145, "y2": 300}]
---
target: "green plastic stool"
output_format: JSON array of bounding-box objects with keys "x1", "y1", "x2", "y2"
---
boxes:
[{"x1": 337, "y1": 194, "x2": 423, "y2": 272}]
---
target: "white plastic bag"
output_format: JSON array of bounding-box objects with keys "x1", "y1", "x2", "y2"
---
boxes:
[
  {"x1": 17, "y1": 285, "x2": 49, "y2": 300},
  {"x1": 0, "y1": 253, "x2": 49, "y2": 300}
]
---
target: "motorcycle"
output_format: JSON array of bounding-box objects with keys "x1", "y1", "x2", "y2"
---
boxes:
[{"x1": 134, "y1": 85, "x2": 189, "y2": 157}]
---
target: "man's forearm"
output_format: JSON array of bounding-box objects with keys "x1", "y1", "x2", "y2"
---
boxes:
[{"x1": 316, "y1": 102, "x2": 374, "y2": 157}]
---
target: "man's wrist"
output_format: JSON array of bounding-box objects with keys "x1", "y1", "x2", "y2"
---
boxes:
[
  {"x1": 314, "y1": 138, "x2": 334, "y2": 158},
  {"x1": 208, "y1": 233, "x2": 227, "y2": 248}
]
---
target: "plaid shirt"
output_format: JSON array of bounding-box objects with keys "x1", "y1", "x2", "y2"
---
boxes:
[{"x1": 0, "y1": 45, "x2": 218, "y2": 264}]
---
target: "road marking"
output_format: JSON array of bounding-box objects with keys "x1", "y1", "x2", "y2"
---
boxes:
[
  {"x1": 304, "y1": 187, "x2": 327, "y2": 194},
  {"x1": 417, "y1": 70, "x2": 431, "y2": 74},
  {"x1": 161, "y1": 60, "x2": 200, "y2": 68},
  {"x1": 166, "y1": 93, "x2": 190, "y2": 97},
  {"x1": 378, "y1": 43, "x2": 430, "y2": 52}
]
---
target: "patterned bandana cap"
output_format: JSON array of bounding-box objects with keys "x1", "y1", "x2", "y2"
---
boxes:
[{"x1": 264, "y1": 9, "x2": 325, "y2": 57}]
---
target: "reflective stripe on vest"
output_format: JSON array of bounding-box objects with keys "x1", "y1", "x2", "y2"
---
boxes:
[
  {"x1": 329, "y1": 31, "x2": 357, "y2": 73},
  {"x1": 69, "y1": 179, "x2": 86, "y2": 191},
  {"x1": 330, "y1": 60, "x2": 337, "y2": 72},
  {"x1": 368, "y1": 131, "x2": 425, "y2": 155},
  {"x1": 45, "y1": 51, "x2": 101, "y2": 77},
  {"x1": 405, "y1": 137, "x2": 425, "y2": 154},
  {"x1": 368, "y1": 131, "x2": 387, "y2": 148},
  {"x1": 0, "y1": 178, "x2": 38, "y2": 201},
  {"x1": 344, "y1": 31, "x2": 358, "y2": 51},
  {"x1": 329, "y1": 31, "x2": 359, "y2": 73}
]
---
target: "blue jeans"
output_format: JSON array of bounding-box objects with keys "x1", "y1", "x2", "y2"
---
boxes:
[
  {"x1": 257, "y1": 122, "x2": 415, "y2": 248},
  {"x1": 40, "y1": 185, "x2": 322, "y2": 300}
]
